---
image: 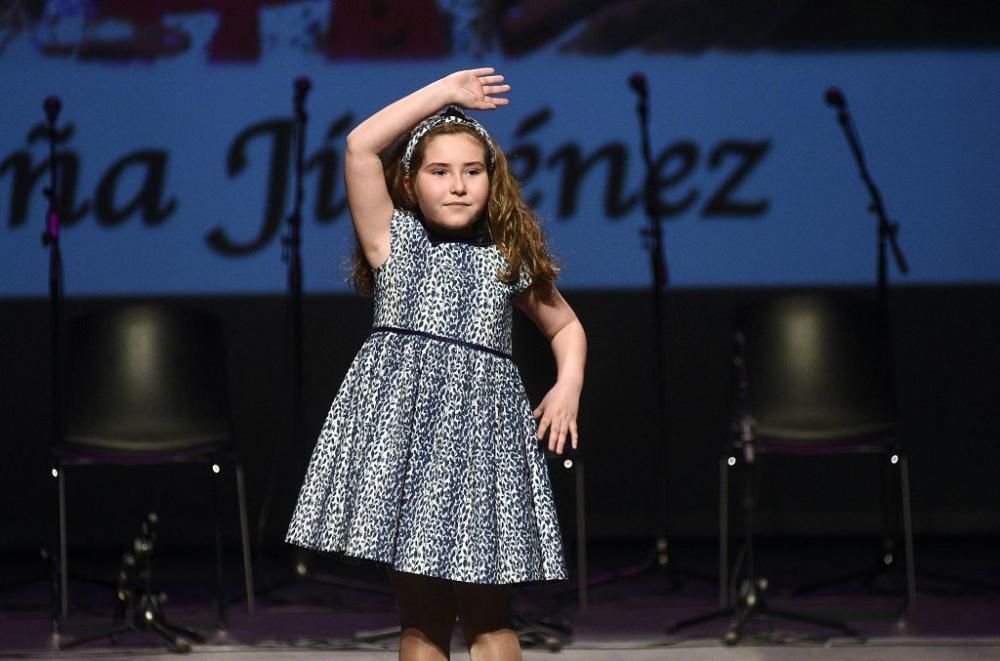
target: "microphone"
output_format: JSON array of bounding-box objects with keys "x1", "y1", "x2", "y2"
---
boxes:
[
  {"x1": 628, "y1": 72, "x2": 647, "y2": 99},
  {"x1": 824, "y1": 86, "x2": 846, "y2": 109},
  {"x1": 44, "y1": 96, "x2": 62, "y2": 124},
  {"x1": 294, "y1": 76, "x2": 311, "y2": 104}
]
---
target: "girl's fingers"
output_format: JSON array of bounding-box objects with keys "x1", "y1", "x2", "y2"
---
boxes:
[
  {"x1": 548, "y1": 417, "x2": 562, "y2": 454},
  {"x1": 535, "y1": 399, "x2": 579, "y2": 454},
  {"x1": 536, "y1": 416, "x2": 550, "y2": 441},
  {"x1": 535, "y1": 408, "x2": 577, "y2": 454},
  {"x1": 479, "y1": 74, "x2": 505, "y2": 84}
]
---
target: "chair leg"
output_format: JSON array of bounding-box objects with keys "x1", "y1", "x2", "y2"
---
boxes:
[
  {"x1": 235, "y1": 463, "x2": 255, "y2": 615},
  {"x1": 212, "y1": 464, "x2": 225, "y2": 629},
  {"x1": 719, "y1": 455, "x2": 730, "y2": 608},
  {"x1": 574, "y1": 457, "x2": 588, "y2": 612},
  {"x1": 880, "y1": 452, "x2": 895, "y2": 565},
  {"x1": 899, "y1": 454, "x2": 917, "y2": 610},
  {"x1": 58, "y1": 467, "x2": 68, "y2": 619}
]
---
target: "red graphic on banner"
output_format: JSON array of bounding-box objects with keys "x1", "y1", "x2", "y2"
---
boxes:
[
  {"x1": 3, "y1": 0, "x2": 998, "y2": 62},
  {"x1": 326, "y1": 1, "x2": 448, "y2": 59},
  {"x1": 3, "y1": 0, "x2": 449, "y2": 62}
]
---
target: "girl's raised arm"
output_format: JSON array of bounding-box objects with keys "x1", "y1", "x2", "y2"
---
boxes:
[{"x1": 344, "y1": 68, "x2": 510, "y2": 269}]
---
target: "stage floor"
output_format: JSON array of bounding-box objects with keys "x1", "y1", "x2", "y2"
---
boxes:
[{"x1": 2, "y1": 538, "x2": 998, "y2": 659}]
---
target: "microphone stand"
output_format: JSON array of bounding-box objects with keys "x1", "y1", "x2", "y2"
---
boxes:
[
  {"x1": 59, "y1": 513, "x2": 207, "y2": 653},
  {"x1": 255, "y1": 77, "x2": 310, "y2": 589},
  {"x1": 42, "y1": 97, "x2": 63, "y2": 491},
  {"x1": 286, "y1": 76, "x2": 308, "y2": 461},
  {"x1": 828, "y1": 92, "x2": 909, "y2": 311},
  {"x1": 632, "y1": 74, "x2": 674, "y2": 583},
  {"x1": 786, "y1": 91, "x2": 919, "y2": 606},
  {"x1": 584, "y1": 74, "x2": 701, "y2": 595},
  {"x1": 827, "y1": 93, "x2": 907, "y2": 430},
  {"x1": 826, "y1": 87, "x2": 1000, "y2": 607},
  {"x1": 829, "y1": 91, "x2": 1000, "y2": 604},
  {"x1": 253, "y1": 78, "x2": 391, "y2": 606},
  {"x1": 284, "y1": 75, "x2": 309, "y2": 583},
  {"x1": 41, "y1": 96, "x2": 64, "y2": 631},
  {"x1": 666, "y1": 333, "x2": 858, "y2": 643}
]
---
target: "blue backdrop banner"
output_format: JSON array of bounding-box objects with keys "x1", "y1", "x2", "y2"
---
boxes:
[{"x1": 2, "y1": 3, "x2": 999, "y2": 295}]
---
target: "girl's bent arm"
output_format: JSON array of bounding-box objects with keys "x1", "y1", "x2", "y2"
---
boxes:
[
  {"x1": 345, "y1": 69, "x2": 510, "y2": 269},
  {"x1": 516, "y1": 286, "x2": 587, "y2": 455}
]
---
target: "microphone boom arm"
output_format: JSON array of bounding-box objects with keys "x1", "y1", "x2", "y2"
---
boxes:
[{"x1": 833, "y1": 102, "x2": 909, "y2": 278}]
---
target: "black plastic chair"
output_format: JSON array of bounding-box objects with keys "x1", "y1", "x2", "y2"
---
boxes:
[
  {"x1": 52, "y1": 304, "x2": 255, "y2": 624},
  {"x1": 719, "y1": 292, "x2": 916, "y2": 613}
]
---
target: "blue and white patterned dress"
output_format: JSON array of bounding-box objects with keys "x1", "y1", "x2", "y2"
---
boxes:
[{"x1": 286, "y1": 209, "x2": 567, "y2": 584}]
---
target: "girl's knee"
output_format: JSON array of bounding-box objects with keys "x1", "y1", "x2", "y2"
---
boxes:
[
  {"x1": 466, "y1": 628, "x2": 522, "y2": 661},
  {"x1": 400, "y1": 626, "x2": 453, "y2": 660}
]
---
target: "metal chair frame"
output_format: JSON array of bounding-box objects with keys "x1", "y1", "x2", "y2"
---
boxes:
[
  {"x1": 51, "y1": 304, "x2": 255, "y2": 626},
  {"x1": 718, "y1": 293, "x2": 916, "y2": 614}
]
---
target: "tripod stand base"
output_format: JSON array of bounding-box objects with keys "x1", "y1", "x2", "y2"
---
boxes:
[
  {"x1": 585, "y1": 536, "x2": 715, "y2": 599},
  {"x1": 254, "y1": 547, "x2": 393, "y2": 608},
  {"x1": 59, "y1": 616, "x2": 206, "y2": 653},
  {"x1": 667, "y1": 580, "x2": 861, "y2": 645},
  {"x1": 513, "y1": 612, "x2": 572, "y2": 651},
  {"x1": 59, "y1": 593, "x2": 207, "y2": 653}
]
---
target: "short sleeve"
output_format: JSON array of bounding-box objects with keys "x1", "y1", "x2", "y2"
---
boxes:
[{"x1": 511, "y1": 265, "x2": 533, "y2": 295}]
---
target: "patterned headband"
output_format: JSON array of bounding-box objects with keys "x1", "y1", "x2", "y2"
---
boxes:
[{"x1": 401, "y1": 106, "x2": 496, "y2": 175}]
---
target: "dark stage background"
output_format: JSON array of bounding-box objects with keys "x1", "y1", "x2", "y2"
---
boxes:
[{"x1": 3, "y1": 285, "x2": 998, "y2": 552}]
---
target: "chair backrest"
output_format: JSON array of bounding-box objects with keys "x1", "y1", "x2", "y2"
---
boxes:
[
  {"x1": 735, "y1": 292, "x2": 895, "y2": 446},
  {"x1": 63, "y1": 304, "x2": 232, "y2": 452}
]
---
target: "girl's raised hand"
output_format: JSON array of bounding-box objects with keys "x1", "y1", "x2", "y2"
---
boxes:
[{"x1": 443, "y1": 68, "x2": 511, "y2": 110}]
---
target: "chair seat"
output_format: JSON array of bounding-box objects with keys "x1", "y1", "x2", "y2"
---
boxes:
[
  {"x1": 54, "y1": 436, "x2": 231, "y2": 465},
  {"x1": 754, "y1": 422, "x2": 896, "y2": 454}
]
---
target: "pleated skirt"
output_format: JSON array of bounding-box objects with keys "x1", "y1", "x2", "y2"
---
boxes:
[{"x1": 286, "y1": 330, "x2": 567, "y2": 584}]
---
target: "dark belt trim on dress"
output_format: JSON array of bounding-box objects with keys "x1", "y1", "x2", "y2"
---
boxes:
[{"x1": 370, "y1": 325, "x2": 513, "y2": 361}]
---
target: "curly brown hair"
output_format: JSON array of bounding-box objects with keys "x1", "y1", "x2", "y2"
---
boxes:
[{"x1": 350, "y1": 122, "x2": 559, "y2": 296}]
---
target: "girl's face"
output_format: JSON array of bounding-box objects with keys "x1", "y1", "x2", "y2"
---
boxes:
[{"x1": 410, "y1": 132, "x2": 490, "y2": 235}]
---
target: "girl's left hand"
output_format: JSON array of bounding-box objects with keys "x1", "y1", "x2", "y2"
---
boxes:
[
  {"x1": 443, "y1": 68, "x2": 511, "y2": 110},
  {"x1": 533, "y1": 381, "x2": 581, "y2": 455}
]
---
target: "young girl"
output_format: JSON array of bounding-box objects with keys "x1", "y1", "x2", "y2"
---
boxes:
[{"x1": 286, "y1": 68, "x2": 587, "y2": 661}]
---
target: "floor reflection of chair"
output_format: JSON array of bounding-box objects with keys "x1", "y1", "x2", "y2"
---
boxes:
[
  {"x1": 52, "y1": 304, "x2": 255, "y2": 632},
  {"x1": 668, "y1": 292, "x2": 915, "y2": 643}
]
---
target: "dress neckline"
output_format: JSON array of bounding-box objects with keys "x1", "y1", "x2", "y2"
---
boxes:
[{"x1": 416, "y1": 211, "x2": 494, "y2": 247}]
